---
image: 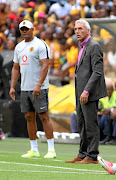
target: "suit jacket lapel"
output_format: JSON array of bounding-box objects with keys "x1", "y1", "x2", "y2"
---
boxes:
[{"x1": 76, "y1": 38, "x2": 91, "y2": 71}]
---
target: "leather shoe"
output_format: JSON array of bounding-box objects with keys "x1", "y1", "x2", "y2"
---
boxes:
[
  {"x1": 65, "y1": 156, "x2": 83, "y2": 163},
  {"x1": 75, "y1": 157, "x2": 98, "y2": 164}
]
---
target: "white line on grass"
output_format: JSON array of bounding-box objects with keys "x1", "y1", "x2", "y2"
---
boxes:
[
  {"x1": 53, "y1": 159, "x2": 63, "y2": 161},
  {"x1": 0, "y1": 154, "x2": 62, "y2": 161},
  {"x1": 0, "y1": 169, "x2": 106, "y2": 174},
  {"x1": 0, "y1": 161, "x2": 105, "y2": 174}
]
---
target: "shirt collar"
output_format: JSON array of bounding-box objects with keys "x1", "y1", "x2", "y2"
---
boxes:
[{"x1": 79, "y1": 35, "x2": 91, "y2": 48}]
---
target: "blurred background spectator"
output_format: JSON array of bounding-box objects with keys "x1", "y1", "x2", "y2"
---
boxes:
[
  {"x1": 6, "y1": 37, "x2": 16, "y2": 50},
  {"x1": 107, "y1": 39, "x2": 116, "y2": 72},
  {"x1": 48, "y1": 0, "x2": 72, "y2": 20},
  {"x1": 98, "y1": 81, "x2": 116, "y2": 144},
  {"x1": 6, "y1": 0, "x2": 25, "y2": 13}
]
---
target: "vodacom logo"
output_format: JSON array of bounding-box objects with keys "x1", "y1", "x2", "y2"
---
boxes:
[{"x1": 22, "y1": 55, "x2": 27, "y2": 62}]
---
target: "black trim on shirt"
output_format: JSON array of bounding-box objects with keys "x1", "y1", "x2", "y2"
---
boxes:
[{"x1": 40, "y1": 39, "x2": 49, "y2": 59}]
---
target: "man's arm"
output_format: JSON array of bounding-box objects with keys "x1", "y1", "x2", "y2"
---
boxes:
[
  {"x1": 32, "y1": 58, "x2": 49, "y2": 98},
  {"x1": 80, "y1": 43, "x2": 103, "y2": 104},
  {"x1": 84, "y1": 43, "x2": 103, "y2": 92},
  {"x1": 9, "y1": 62, "x2": 20, "y2": 100}
]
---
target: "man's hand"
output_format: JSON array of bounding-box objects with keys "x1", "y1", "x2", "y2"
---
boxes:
[
  {"x1": 110, "y1": 108, "x2": 116, "y2": 119},
  {"x1": 102, "y1": 108, "x2": 111, "y2": 115},
  {"x1": 32, "y1": 84, "x2": 41, "y2": 98},
  {"x1": 80, "y1": 91, "x2": 89, "y2": 104},
  {"x1": 9, "y1": 88, "x2": 15, "y2": 100},
  {"x1": 97, "y1": 111, "x2": 103, "y2": 116}
]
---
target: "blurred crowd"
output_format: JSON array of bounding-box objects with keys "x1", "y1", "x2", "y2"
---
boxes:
[
  {"x1": 0, "y1": 0, "x2": 116, "y2": 84},
  {"x1": 0, "y1": 0, "x2": 116, "y2": 140}
]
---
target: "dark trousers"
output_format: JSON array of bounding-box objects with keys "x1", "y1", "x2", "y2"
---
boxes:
[
  {"x1": 98, "y1": 114, "x2": 113, "y2": 137},
  {"x1": 70, "y1": 112, "x2": 78, "y2": 133},
  {"x1": 76, "y1": 100, "x2": 99, "y2": 161},
  {"x1": 112, "y1": 119, "x2": 116, "y2": 137}
]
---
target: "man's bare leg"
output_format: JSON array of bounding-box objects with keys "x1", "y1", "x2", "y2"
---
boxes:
[{"x1": 39, "y1": 111, "x2": 56, "y2": 157}]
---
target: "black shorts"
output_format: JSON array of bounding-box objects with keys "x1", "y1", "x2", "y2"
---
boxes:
[{"x1": 20, "y1": 89, "x2": 49, "y2": 113}]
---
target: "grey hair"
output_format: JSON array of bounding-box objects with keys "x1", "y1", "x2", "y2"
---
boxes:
[{"x1": 75, "y1": 19, "x2": 91, "y2": 32}]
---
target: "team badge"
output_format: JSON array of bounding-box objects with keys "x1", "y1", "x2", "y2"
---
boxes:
[
  {"x1": 22, "y1": 55, "x2": 27, "y2": 62},
  {"x1": 29, "y1": 47, "x2": 34, "y2": 52}
]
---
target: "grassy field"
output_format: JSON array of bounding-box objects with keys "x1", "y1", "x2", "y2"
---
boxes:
[{"x1": 0, "y1": 138, "x2": 116, "y2": 180}]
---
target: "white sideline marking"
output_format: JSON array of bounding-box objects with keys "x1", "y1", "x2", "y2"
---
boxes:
[
  {"x1": 0, "y1": 161, "x2": 105, "y2": 174},
  {"x1": 53, "y1": 159, "x2": 63, "y2": 162},
  {"x1": 0, "y1": 169, "x2": 106, "y2": 174}
]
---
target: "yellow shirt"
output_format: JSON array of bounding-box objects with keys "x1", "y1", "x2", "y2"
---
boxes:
[
  {"x1": 37, "y1": 3, "x2": 47, "y2": 13},
  {"x1": 100, "y1": 29, "x2": 114, "y2": 39},
  {"x1": 52, "y1": 41, "x2": 63, "y2": 70},
  {"x1": 24, "y1": 14, "x2": 32, "y2": 21},
  {"x1": 66, "y1": 46, "x2": 79, "y2": 75},
  {"x1": 45, "y1": 39, "x2": 62, "y2": 69},
  {"x1": 34, "y1": 3, "x2": 47, "y2": 23},
  {"x1": 0, "y1": 33, "x2": 7, "y2": 52}
]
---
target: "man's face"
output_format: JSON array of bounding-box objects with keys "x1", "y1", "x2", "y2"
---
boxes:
[
  {"x1": 74, "y1": 22, "x2": 89, "y2": 42},
  {"x1": 107, "y1": 86, "x2": 113, "y2": 97},
  {"x1": 20, "y1": 27, "x2": 33, "y2": 42}
]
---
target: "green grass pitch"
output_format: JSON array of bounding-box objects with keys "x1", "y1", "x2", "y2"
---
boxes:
[{"x1": 0, "y1": 138, "x2": 116, "y2": 180}]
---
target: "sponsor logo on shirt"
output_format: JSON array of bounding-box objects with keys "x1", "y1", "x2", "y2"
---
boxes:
[
  {"x1": 21, "y1": 55, "x2": 29, "y2": 65},
  {"x1": 22, "y1": 55, "x2": 27, "y2": 62}
]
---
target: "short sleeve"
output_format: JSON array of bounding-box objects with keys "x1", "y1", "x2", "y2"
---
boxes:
[
  {"x1": 39, "y1": 40, "x2": 50, "y2": 60},
  {"x1": 13, "y1": 46, "x2": 19, "y2": 63}
]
